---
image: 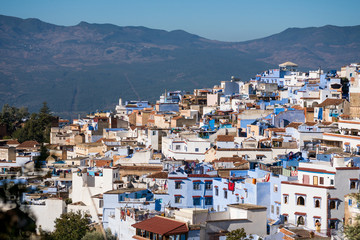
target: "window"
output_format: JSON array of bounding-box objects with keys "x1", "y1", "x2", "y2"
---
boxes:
[
  {"x1": 195, "y1": 148, "x2": 199, "y2": 152},
  {"x1": 349, "y1": 199, "x2": 353, "y2": 206},
  {"x1": 330, "y1": 179, "x2": 334, "y2": 185},
  {"x1": 205, "y1": 197, "x2": 213, "y2": 205},
  {"x1": 345, "y1": 145, "x2": 350, "y2": 153},
  {"x1": 175, "y1": 182, "x2": 181, "y2": 189},
  {"x1": 193, "y1": 197, "x2": 201, "y2": 206},
  {"x1": 330, "y1": 200, "x2": 336, "y2": 209},
  {"x1": 329, "y1": 221, "x2": 336, "y2": 229},
  {"x1": 99, "y1": 199, "x2": 103, "y2": 208},
  {"x1": 350, "y1": 181, "x2": 356, "y2": 189},
  {"x1": 193, "y1": 182, "x2": 201, "y2": 190},
  {"x1": 176, "y1": 145, "x2": 181, "y2": 150},
  {"x1": 313, "y1": 176, "x2": 318, "y2": 185},
  {"x1": 205, "y1": 182, "x2": 212, "y2": 190},
  {"x1": 236, "y1": 195, "x2": 239, "y2": 202},
  {"x1": 276, "y1": 206, "x2": 280, "y2": 215},
  {"x1": 297, "y1": 216, "x2": 305, "y2": 225},
  {"x1": 152, "y1": 131, "x2": 156, "y2": 136},
  {"x1": 175, "y1": 196, "x2": 181, "y2": 203},
  {"x1": 284, "y1": 195, "x2": 288, "y2": 204},
  {"x1": 303, "y1": 175, "x2": 310, "y2": 184},
  {"x1": 273, "y1": 185, "x2": 278, "y2": 192},
  {"x1": 297, "y1": 196, "x2": 305, "y2": 206},
  {"x1": 215, "y1": 187, "x2": 219, "y2": 196},
  {"x1": 319, "y1": 177, "x2": 324, "y2": 185},
  {"x1": 224, "y1": 190, "x2": 228, "y2": 199},
  {"x1": 315, "y1": 199, "x2": 320, "y2": 208},
  {"x1": 271, "y1": 205, "x2": 274, "y2": 213}
]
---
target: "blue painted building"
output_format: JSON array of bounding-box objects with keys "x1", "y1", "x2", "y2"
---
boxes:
[
  {"x1": 125, "y1": 101, "x2": 151, "y2": 114},
  {"x1": 156, "y1": 102, "x2": 179, "y2": 112},
  {"x1": 272, "y1": 110, "x2": 305, "y2": 128},
  {"x1": 160, "y1": 172, "x2": 215, "y2": 210}
]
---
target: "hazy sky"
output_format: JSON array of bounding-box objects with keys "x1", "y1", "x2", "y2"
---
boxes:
[{"x1": 1, "y1": 0, "x2": 360, "y2": 42}]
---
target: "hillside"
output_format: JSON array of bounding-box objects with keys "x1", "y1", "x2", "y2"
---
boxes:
[{"x1": 0, "y1": 15, "x2": 359, "y2": 117}]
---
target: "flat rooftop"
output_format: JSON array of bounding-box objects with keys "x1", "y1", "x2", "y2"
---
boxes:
[
  {"x1": 227, "y1": 203, "x2": 267, "y2": 210},
  {"x1": 104, "y1": 188, "x2": 147, "y2": 194}
]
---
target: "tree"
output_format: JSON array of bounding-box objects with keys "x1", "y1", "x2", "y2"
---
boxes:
[
  {"x1": 226, "y1": 228, "x2": 254, "y2": 240},
  {"x1": 52, "y1": 211, "x2": 91, "y2": 240},
  {"x1": 35, "y1": 144, "x2": 49, "y2": 170},
  {"x1": 0, "y1": 181, "x2": 36, "y2": 239},
  {"x1": 0, "y1": 104, "x2": 29, "y2": 137},
  {"x1": 12, "y1": 102, "x2": 57, "y2": 143},
  {"x1": 81, "y1": 228, "x2": 116, "y2": 240},
  {"x1": 344, "y1": 215, "x2": 360, "y2": 240},
  {"x1": 81, "y1": 231, "x2": 104, "y2": 240}
]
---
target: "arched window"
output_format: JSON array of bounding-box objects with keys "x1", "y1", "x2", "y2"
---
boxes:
[
  {"x1": 297, "y1": 216, "x2": 305, "y2": 226},
  {"x1": 315, "y1": 199, "x2": 320, "y2": 208},
  {"x1": 315, "y1": 219, "x2": 321, "y2": 232},
  {"x1": 330, "y1": 200, "x2": 336, "y2": 209},
  {"x1": 297, "y1": 196, "x2": 305, "y2": 206}
]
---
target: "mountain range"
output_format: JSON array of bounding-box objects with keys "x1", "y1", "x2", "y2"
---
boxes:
[{"x1": 1, "y1": 14, "x2": 360, "y2": 117}]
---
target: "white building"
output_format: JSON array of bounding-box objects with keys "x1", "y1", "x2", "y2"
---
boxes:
[
  {"x1": 281, "y1": 158, "x2": 360, "y2": 235},
  {"x1": 162, "y1": 136, "x2": 211, "y2": 161},
  {"x1": 28, "y1": 198, "x2": 66, "y2": 233},
  {"x1": 70, "y1": 167, "x2": 120, "y2": 222}
]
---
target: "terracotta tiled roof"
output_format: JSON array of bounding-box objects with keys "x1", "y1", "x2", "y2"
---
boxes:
[
  {"x1": 292, "y1": 105, "x2": 304, "y2": 110},
  {"x1": 96, "y1": 138, "x2": 117, "y2": 143},
  {"x1": 216, "y1": 135, "x2": 234, "y2": 142},
  {"x1": 267, "y1": 128, "x2": 285, "y2": 132},
  {"x1": 286, "y1": 122, "x2": 302, "y2": 129},
  {"x1": 246, "y1": 103, "x2": 255, "y2": 107},
  {"x1": 316, "y1": 98, "x2": 345, "y2": 107},
  {"x1": 172, "y1": 116, "x2": 183, "y2": 120},
  {"x1": 17, "y1": 140, "x2": 40, "y2": 148},
  {"x1": 132, "y1": 216, "x2": 189, "y2": 235},
  {"x1": 118, "y1": 165, "x2": 163, "y2": 171},
  {"x1": 215, "y1": 157, "x2": 246, "y2": 163},
  {"x1": 294, "y1": 212, "x2": 307, "y2": 216},
  {"x1": 6, "y1": 140, "x2": 19, "y2": 145},
  {"x1": 146, "y1": 172, "x2": 168, "y2": 179}
]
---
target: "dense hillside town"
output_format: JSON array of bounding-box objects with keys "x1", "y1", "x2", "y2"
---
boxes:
[{"x1": 2, "y1": 61, "x2": 360, "y2": 239}]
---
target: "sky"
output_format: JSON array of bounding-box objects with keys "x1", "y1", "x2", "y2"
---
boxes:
[{"x1": 1, "y1": 0, "x2": 360, "y2": 42}]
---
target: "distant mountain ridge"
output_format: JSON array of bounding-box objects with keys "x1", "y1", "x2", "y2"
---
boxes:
[{"x1": 0, "y1": 14, "x2": 359, "y2": 117}]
